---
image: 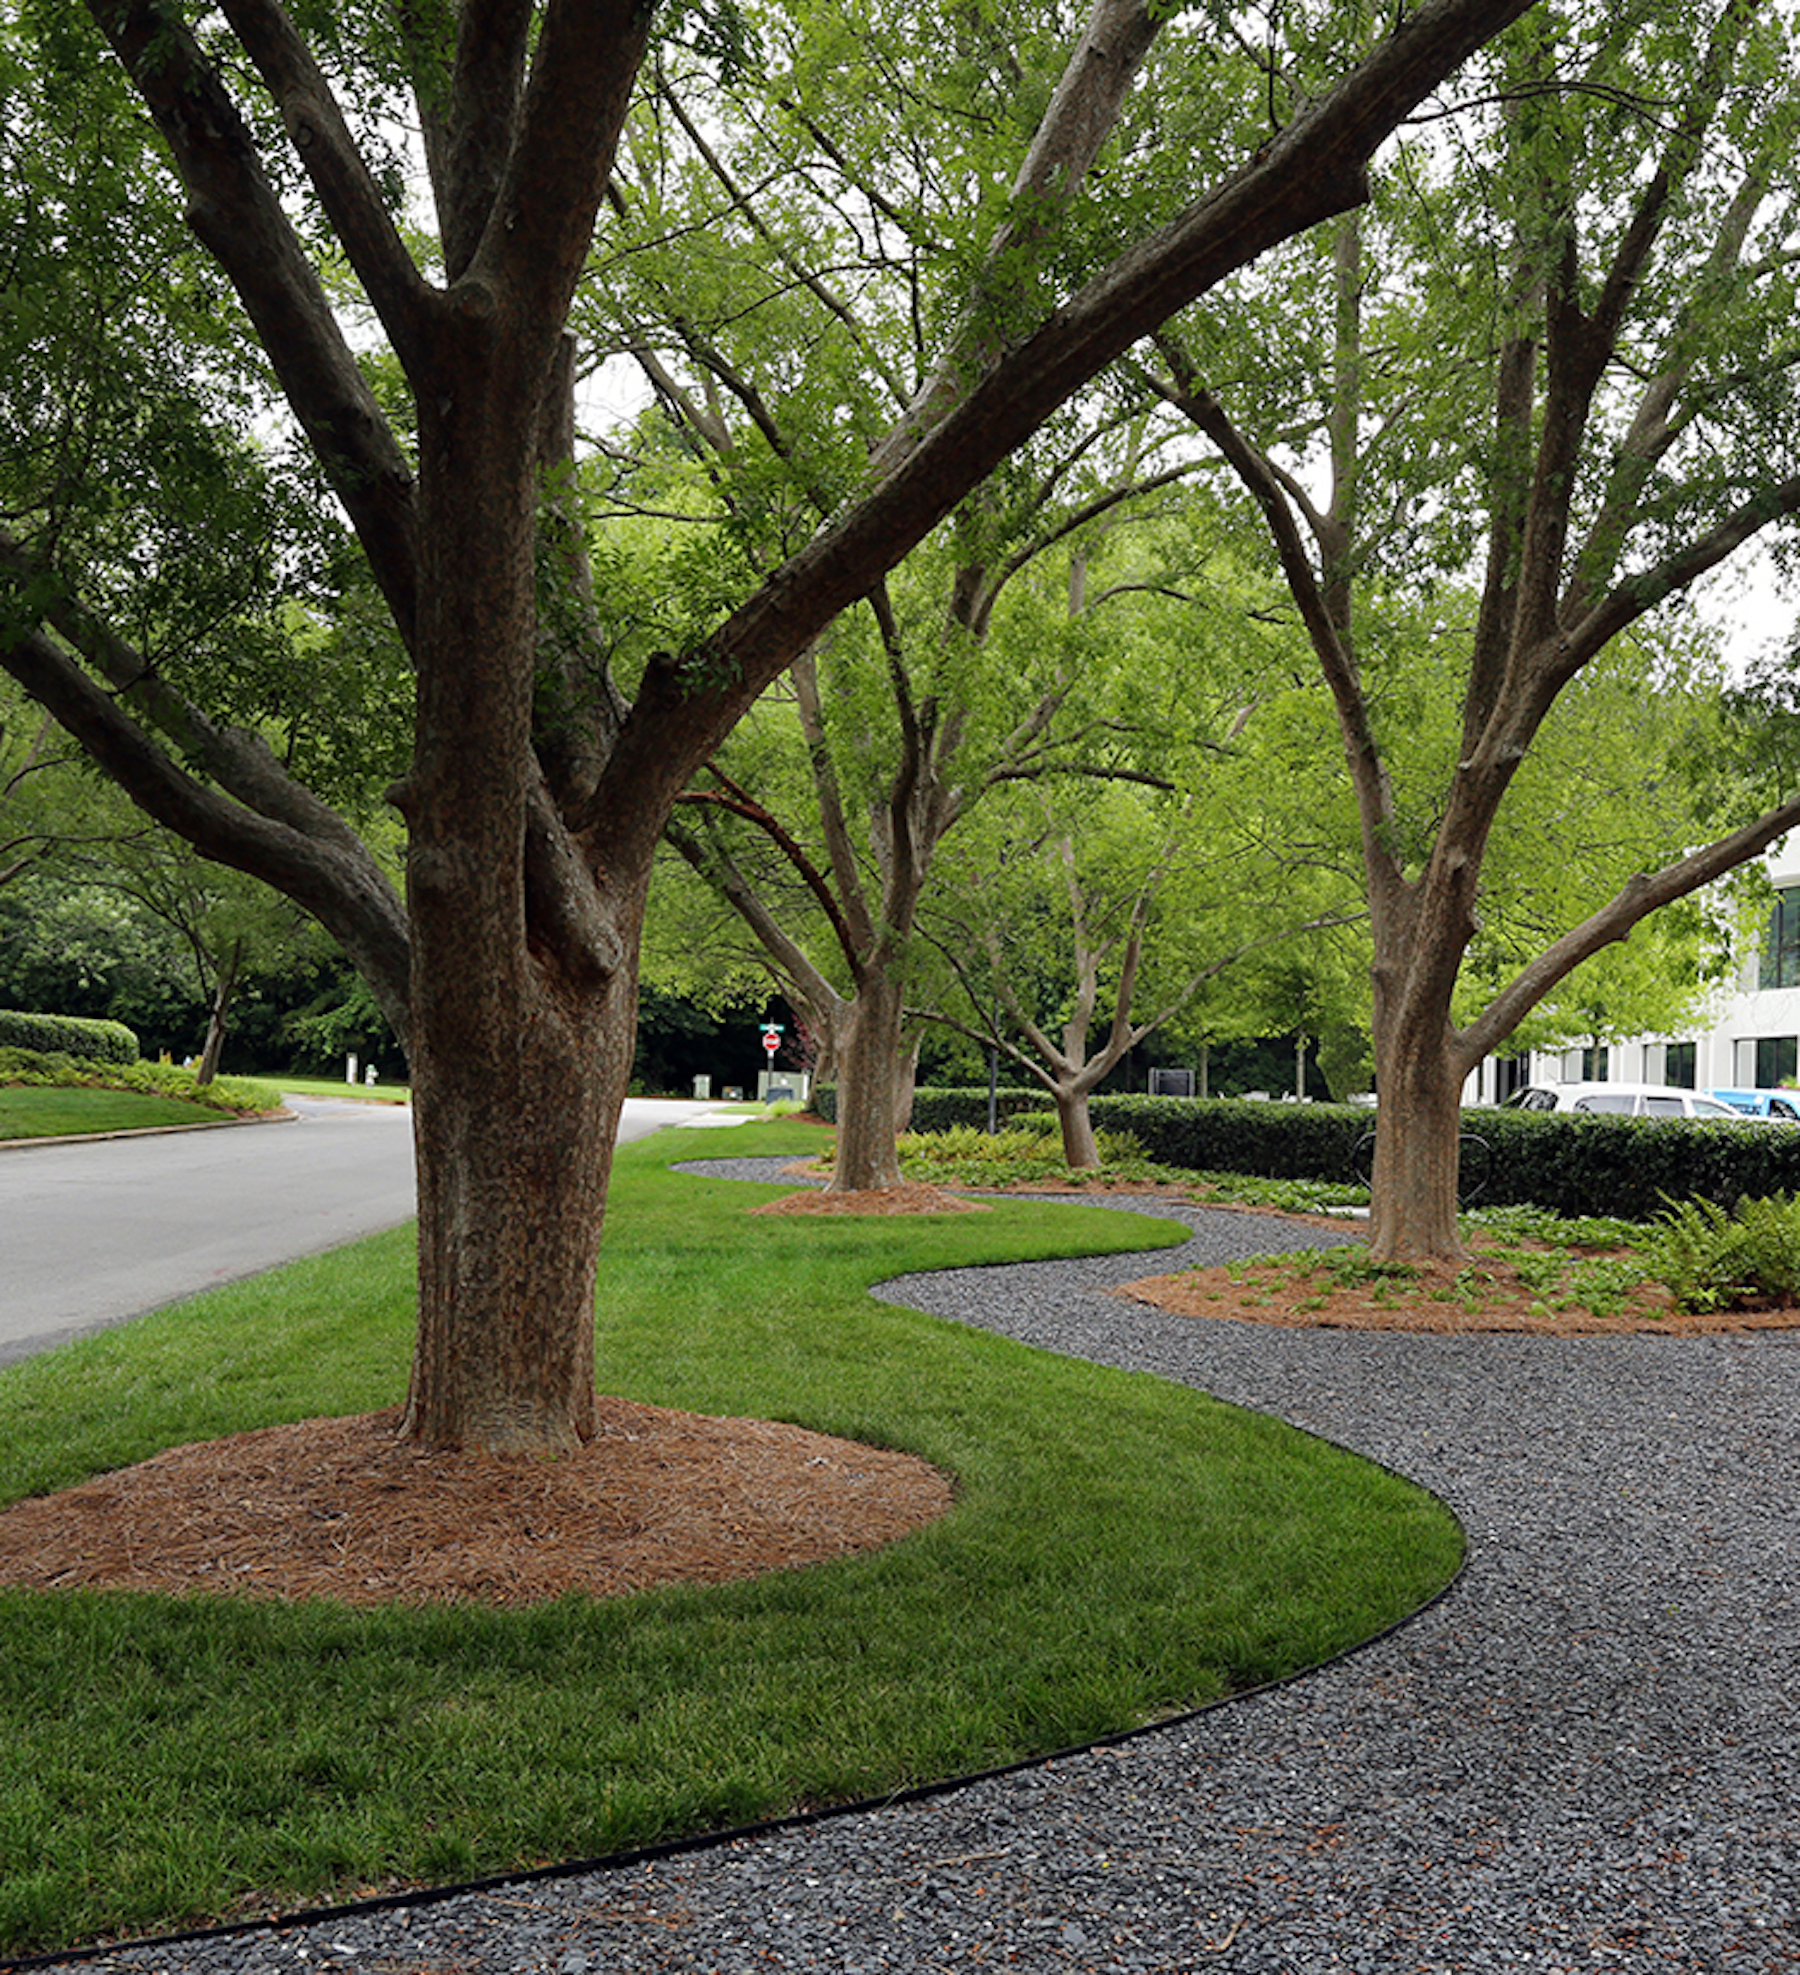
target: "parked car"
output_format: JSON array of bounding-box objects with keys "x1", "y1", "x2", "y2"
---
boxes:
[
  {"x1": 1501, "y1": 1081, "x2": 1744, "y2": 1120},
  {"x1": 1708, "y1": 1088, "x2": 1800, "y2": 1122}
]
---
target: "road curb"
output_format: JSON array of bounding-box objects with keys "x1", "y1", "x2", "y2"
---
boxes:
[{"x1": 0, "y1": 1108, "x2": 296, "y2": 1153}]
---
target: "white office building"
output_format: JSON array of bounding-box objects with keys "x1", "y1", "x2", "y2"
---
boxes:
[{"x1": 1462, "y1": 841, "x2": 1800, "y2": 1106}]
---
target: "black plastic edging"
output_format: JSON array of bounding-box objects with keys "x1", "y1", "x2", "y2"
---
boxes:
[
  {"x1": 4, "y1": 1515, "x2": 1470, "y2": 1974},
  {"x1": 1, "y1": 1177, "x2": 1469, "y2": 1972}
]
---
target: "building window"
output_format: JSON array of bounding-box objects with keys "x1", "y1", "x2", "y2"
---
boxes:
[
  {"x1": 1492, "y1": 1054, "x2": 1531, "y2": 1102},
  {"x1": 1581, "y1": 1044, "x2": 1609, "y2": 1081},
  {"x1": 1762, "y1": 888, "x2": 1800, "y2": 989},
  {"x1": 1756, "y1": 1035, "x2": 1798, "y2": 1090},
  {"x1": 1664, "y1": 1041, "x2": 1696, "y2": 1089}
]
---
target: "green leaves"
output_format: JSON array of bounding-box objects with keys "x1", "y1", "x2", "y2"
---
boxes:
[{"x1": 1644, "y1": 1190, "x2": 1800, "y2": 1312}]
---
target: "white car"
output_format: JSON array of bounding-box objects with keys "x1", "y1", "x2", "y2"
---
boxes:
[{"x1": 1502, "y1": 1081, "x2": 1743, "y2": 1120}]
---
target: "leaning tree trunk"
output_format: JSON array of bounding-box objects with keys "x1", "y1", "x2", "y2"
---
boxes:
[
  {"x1": 195, "y1": 937, "x2": 241, "y2": 1086},
  {"x1": 830, "y1": 970, "x2": 908, "y2": 1190}
]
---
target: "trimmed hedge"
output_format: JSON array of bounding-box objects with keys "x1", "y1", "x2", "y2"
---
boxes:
[
  {"x1": 821, "y1": 1084, "x2": 1372, "y2": 1180},
  {"x1": 0, "y1": 1009, "x2": 138, "y2": 1064},
  {"x1": 827, "y1": 1083, "x2": 1800, "y2": 1221},
  {"x1": 1465, "y1": 1107, "x2": 1800, "y2": 1221},
  {"x1": 0, "y1": 1044, "x2": 280, "y2": 1117}
]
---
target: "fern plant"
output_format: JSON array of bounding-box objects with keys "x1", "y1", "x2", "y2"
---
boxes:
[{"x1": 1644, "y1": 1192, "x2": 1800, "y2": 1312}]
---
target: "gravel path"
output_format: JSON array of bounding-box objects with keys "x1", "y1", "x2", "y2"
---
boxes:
[{"x1": 29, "y1": 1173, "x2": 1800, "y2": 1974}]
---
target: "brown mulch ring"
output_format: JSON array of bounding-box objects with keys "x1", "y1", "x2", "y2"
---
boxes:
[
  {"x1": 750, "y1": 1181, "x2": 988, "y2": 1216},
  {"x1": 0, "y1": 1400, "x2": 953, "y2": 1609},
  {"x1": 1118, "y1": 1234, "x2": 1800, "y2": 1336}
]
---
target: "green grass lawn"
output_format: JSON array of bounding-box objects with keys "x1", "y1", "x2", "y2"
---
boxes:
[
  {"x1": 0, "y1": 1083, "x2": 232, "y2": 1140},
  {"x1": 0, "y1": 1121, "x2": 1463, "y2": 1956},
  {"x1": 273, "y1": 1075, "x2": 411, "y2": 1103}
]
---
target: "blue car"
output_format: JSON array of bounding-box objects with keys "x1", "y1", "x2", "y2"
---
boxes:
[{"x1": 1709, "y1": 1088, "x2": 1800, "y2": 1122}]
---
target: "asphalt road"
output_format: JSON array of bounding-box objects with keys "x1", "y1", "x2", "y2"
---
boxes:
[{"x1": 0, "y1": 1093, "x2": 735, "y2": 1366}]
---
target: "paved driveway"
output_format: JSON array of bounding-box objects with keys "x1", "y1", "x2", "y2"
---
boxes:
[{"x1": 0, "y1": 1093, "x2": 737, "y2": 1365}]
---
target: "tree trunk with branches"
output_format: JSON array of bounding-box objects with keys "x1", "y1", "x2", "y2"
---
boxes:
[
  {"x1": 2, "y1": 0, "x2": 1541, "y2": 1442},
  {"x1": 1160, "y1": 5, "x2": 1800, "y2": 1262}
]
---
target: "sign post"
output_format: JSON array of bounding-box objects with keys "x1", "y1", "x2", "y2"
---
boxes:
[{"x1": 759, "y1": 1022, "x2": 784, "y2": 1098}]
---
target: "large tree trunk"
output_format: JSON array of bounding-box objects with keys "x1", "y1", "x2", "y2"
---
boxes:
[
  {"x1": 1052, "y1": 1083, "x2": 1101, "y2": 1170},
  {"x1": 402, "y1": 961, "x2": 633, "y2": 1452},
  {"x1": 1366, "y1": 894, "x2": 1469, "y2": 1265},
  {"x1": 394, "y1": 357, "x2": 637, "y2": 1454},
  {"x1": 1366, "y1": 1037, "x2": 1467, "y2": 1264},
  {"x1": 830, "y1": 971, "x2": 908, "y2": 1190}
]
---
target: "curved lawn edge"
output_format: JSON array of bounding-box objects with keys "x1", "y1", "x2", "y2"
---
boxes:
[{"x1": 0, "y1": 1120, "x2": 1464, "y2": 1959}]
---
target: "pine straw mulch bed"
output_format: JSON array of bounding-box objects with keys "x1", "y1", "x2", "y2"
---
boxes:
[
  {"x1": 753, "y1": 1167, "x2": 1800, "y2": 1337},
  {"x1": 0, "y1": 1400, "x2": 952, "y2": 1609},
  {"x1": 1116, "y1": 1240, "x2": 1800, "y2": 1335}
]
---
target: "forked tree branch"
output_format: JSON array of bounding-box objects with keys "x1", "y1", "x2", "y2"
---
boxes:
[
  {"x1": 85, "y1": 0, "x2": 422, "y2": 647},
  {"x1": 1459, "y1": 793, "x2": 1800, "y2": 1071}
]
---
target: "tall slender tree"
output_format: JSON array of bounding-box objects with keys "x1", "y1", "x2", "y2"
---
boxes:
[{"x1": 1153, "y1": 0, "x2": 1800, "y2": 1260}]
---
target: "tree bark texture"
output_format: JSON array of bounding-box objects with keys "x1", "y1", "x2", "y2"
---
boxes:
[
  {"x1": 829, "y1": 972, "x2": 909, "y2": 1190},
  {"x1": 11, "y1": 0, "x2": 1546, "y2": 1449}
]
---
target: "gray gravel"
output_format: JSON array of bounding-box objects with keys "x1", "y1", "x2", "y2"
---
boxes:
[{"x1": 28, "y1": 1170, "x2": 1800, "y2": 1974}]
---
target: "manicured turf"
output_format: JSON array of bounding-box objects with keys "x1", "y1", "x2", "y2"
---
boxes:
[
  {"x1": 0, "y1": 1122, "x2": 1463, "y2": 1956},
  {"x1": 0, "y1": 1083, "x2": 228, "y2": 1140},
  {"x1": 272, "y1": 1075, "x2": 411, "y2": 1103}
]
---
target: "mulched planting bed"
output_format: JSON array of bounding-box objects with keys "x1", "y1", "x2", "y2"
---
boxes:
[{"x1": 0, "y1": 1401, "x2": 953, "y2": 1607}]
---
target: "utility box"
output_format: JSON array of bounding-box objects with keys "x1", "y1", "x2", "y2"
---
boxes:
[
  {"x1": 1149, "y1": 1067, "x2": 1195, "y2": 1097},
  {"x1": 758, "y1": 1070, "x2": 810, "y2": 1104}
]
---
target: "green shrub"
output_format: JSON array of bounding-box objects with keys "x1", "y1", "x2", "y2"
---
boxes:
[
  {"x1": 896, "y1": 1121, "x2": 1156, "y2": 1186},
  {"x1": 0, "y1": 1010, "x2": 138, "y2": 1064},
  {"x1": 1643, "y1": 1192, "x2": 1800, "y2": 1311},
  {"x1": 1464, "y1": 1108, "x2": 1800, "y2": 1219},
  {"x1": 0, "y1": 1044, "x2": 279, "y2": 1117},
  {"x1": 828, "y1": 1083, "x2": 1800, "y2": 1219}
]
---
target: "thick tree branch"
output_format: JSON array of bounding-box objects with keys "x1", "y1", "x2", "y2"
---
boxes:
[
  {"x1": 1458, "y1": 794, "x2": 1800, "y2": 1072},
  {"x1": 0, "y1": 529, "x2": 385, "y2": 861},
  {"x1": 0, "y1": 624, "x2": 411, "y2": 1041},
  {"x1": 215, "y1": 0, "x2": 440, "y2": 363},
  {"x1": 436, "y1": 0, "x2": 535, "y2": 277},
  {"x1": 474, "y1": 0, "x2": 656, "y2": 340},
  {"x1": 85, "y1": 0, "x2": 421, "y2": 649}
]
